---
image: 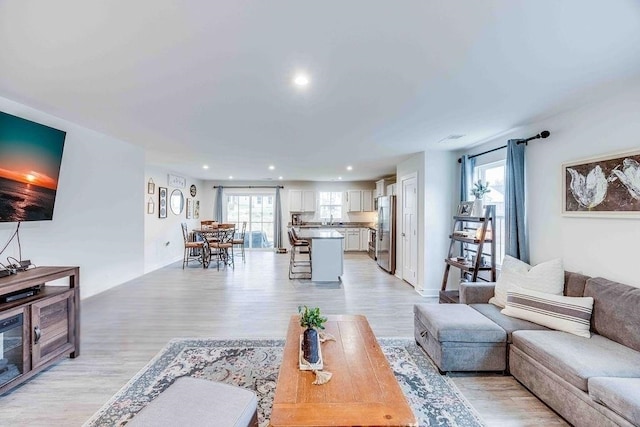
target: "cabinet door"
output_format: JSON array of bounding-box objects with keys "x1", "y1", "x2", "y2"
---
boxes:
[
  {"x1": 302, "y1": 191, "x2": 316, "y2": 212},
  {"x1": 0, "y1": 306, "x2": 30, "y2": 387},
  {"x1": 360, "y1": 228, "x2": 369, "y2": 250},
  {"x1": 362, "y1": 190, "x2": 373, "y2": 211},
  {"x1": 289, "y1": 190, "x2": 303, "y2": 212},
  {"x1": 375, "y1": 180, "x2": 385, "y2": 197},
  {"x1": 347, "y1": 190, "x2": 362, "y2": 212},
  {"x1": 31, "y1": 290, "x2": 75, "y2": 369},
  {"x1": 345, "y1": 229, "x2": 360, "y2": 251}
]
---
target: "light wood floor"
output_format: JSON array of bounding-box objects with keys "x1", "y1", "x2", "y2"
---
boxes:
[{"x1": 1, "y1": 251, "x2": 566, "y2": 426}]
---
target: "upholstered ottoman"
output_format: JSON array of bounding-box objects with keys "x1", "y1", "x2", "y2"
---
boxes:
[
  {"x1": 414, "y1": 303, "x2": 507, "y2": 372},
  {"x1": 128, "y1": 377, "x2": 258, "y2": 427}
]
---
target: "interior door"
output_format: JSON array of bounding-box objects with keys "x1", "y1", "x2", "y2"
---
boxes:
[{"x1": 402, "y1": 176, "x2": 418, "y2": 287}]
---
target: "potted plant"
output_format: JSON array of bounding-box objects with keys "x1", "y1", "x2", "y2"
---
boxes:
[
  {"x1": 470, "y1": 180, "x2": 491, "y2": 216},
  {"x1": 298, "y1": 305, "x2": 327, "y2": 364}
]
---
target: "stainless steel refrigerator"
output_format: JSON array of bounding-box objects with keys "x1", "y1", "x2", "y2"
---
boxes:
[{"x1": 376, "y1": 195, "x2": 396, "y2": 273}]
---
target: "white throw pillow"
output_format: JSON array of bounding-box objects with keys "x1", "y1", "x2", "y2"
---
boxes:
[
  {"x1": 501, "y1": 288, "x2": 593, "y2": 338},
  {"x1": 489, "y1": 256, "x2": 564, "y2": 308}
]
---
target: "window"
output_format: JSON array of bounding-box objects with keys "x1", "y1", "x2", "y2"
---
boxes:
[
  {"x1": 318, "y1": 192, "x2": 342, "y2": 220},
  {"x1": 226, "y1": 194, "x2": 274, "y2": 249},
  {"x1": 474, "y1": 160, "x2": 506, "y2": 266}
]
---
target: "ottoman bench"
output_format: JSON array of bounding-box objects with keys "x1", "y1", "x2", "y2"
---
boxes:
[
  {"x1": 127, "y1": 377, "x2": 259, "y2": 427},
  {"x1": 414, "y1": 303, "x2": 506, "y2": 372}
]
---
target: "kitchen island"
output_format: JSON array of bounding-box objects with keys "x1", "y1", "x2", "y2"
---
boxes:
[{"x1": 296, "y1": 229, "x2": 344, "y2": 282}]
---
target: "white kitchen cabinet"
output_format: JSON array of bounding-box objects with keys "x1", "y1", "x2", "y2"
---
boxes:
[
  {"x1": 345, "y1": 228, "x2": 361, "y2": 251},
  {"x1": 302, "y1": 190, "x2": 316, "y2": 212},
  {"x1": 375, "y1": 180, "x2": 386, "y2": 198},
  {"x1": 347, "y1": 190, "x2": 374, "y2": 212},
  {"x1": 362, "y1": 190, "x2": 374, "y2": 211},
  {"x1": 386, "y1": 184, "x2": 396, "y2": 196},
  {"x1": 360, "y1": 228, "x2": 369, "y2": 250},
  {"x1": 289, "y1": 190, "x2": 316, "y2": 212},
  {"x1": 347, "y1": 190, "x2": 362, "y2": 212},
  {"x1": 376, "y1": 179, "x2": 396, "y2": 198}
]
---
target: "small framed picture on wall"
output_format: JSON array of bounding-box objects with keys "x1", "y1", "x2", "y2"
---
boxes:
[
  {"x1": 158, "y1": 187, "x2": 168, "y2": 218},
  {"x1": 186, "y1": 198, "x2": 193, "y2": 219}
]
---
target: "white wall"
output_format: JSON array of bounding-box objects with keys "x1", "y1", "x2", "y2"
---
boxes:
[
  {"x1": 458, "y1": 80, "x2": 640, "y2": 287},
  {"x1": 0, "y1": 96, "x2": 145, "y2": 299},
  {"x1": 143, "y1": 167, "x2": 204, "y2": 273}
]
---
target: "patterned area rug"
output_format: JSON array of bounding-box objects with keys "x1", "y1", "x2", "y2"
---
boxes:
[{"x1": 84, "y1": 338, "x2": 484, "y2": 427}]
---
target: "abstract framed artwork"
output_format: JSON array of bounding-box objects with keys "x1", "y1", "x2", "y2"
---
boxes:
[
  {"x1": 562, "y1": 149, "x2": 640, "y2": 217},
  {"x1": 158, "y1": 187, "x2": 168, "y2": 219},
  {"x1": 186, "y1": 198, "x2": 193, "y2": 219},
  {"x1": 194, "y1": 200, "x2": 200, "y2": 219}
]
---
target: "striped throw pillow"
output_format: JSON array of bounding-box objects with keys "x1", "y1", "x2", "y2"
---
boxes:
[{"x1": 502, "y1": 288, "x2": 594, "y2": 338}]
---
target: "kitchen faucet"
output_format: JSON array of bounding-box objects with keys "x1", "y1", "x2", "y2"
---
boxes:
[{"x1": 330, "y1": 214, "x2": 333, "y2": 225}]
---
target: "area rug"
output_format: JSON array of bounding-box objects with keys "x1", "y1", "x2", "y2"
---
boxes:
[{"x1": 84, "y1": 338, "x2": 484, "y2": 427}]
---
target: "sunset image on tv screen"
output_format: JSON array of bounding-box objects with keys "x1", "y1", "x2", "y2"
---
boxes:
[{"x1": 0, "y1": 111, "x2": 66, "y2": 222}]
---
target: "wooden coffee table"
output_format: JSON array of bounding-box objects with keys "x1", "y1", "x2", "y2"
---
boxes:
[{"x1": 271, "y1": 315, "x2": 417, "y2": 427}]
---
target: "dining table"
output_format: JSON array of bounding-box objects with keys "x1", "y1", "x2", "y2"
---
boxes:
[{"x1": 192, "y1": 224, "x2": 236, "y2": 268}]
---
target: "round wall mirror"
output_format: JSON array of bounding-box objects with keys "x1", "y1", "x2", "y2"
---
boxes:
[{"x1": 170, "y1": 189, "x2": 185, "y2": 215}]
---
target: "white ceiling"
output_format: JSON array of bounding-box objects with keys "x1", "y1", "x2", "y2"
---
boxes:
[{"x1": 1, "y1": 1, "x2": 640, "y2": 181}]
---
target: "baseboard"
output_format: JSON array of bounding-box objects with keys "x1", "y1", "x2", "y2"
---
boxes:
[{"x1": 415, "y1": 288, "x2": 439, "y2": 298}]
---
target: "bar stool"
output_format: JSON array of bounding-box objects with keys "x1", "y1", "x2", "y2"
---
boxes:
[{"x1": 288, "y1": 229, "x2": 311, "y2": 279}]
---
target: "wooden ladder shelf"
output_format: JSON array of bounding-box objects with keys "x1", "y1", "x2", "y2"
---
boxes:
[{"x1": 440, "y1": 205, "x2": 496, "y2": 303}]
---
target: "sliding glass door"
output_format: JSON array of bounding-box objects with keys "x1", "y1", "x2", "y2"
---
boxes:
[{"x1": 226, "y1": 194, "x2": 274, "y2": 249}]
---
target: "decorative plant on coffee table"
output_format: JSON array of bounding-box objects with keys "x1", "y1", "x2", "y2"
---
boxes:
[{"x1": 298, "y1": 305, "x2": 327, "y2": 364}]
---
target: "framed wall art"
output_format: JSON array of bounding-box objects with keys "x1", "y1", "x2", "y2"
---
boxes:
[
  {"x1": 186, "y1": 198, "x2": 193, "y2": 219},
  {"x1": 168, "y1": 173, "x2": 186, "y2": 188},
  {"x1": 158, "y1": 187, "x2": 168, "y2": 218},
  {"x1": 194, "y1": 200, "x2": 200, "y2": 219},
  {"x1": 562, "y1": 149, "x2": 640, "y2": 217}
]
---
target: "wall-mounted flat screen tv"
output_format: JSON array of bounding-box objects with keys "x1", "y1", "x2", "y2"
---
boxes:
[{"x1": 0, "y1": 111, "x2": 66, "y2": 222}]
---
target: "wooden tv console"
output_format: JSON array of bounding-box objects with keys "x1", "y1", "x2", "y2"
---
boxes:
[{"x1": 0, "y1": 266, "x2": 80, "y2": 395}]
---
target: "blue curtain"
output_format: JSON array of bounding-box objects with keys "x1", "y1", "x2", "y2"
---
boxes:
[
  {"x1": 214, "y1": 186, "x2": 223, "y2": 222},
  {"x1": 274, "y1": 187, "x2": 283, "y2": 249},
  {"x1": 460, "y1": 154, "x2": 475, "y2": 202},
  {"x1": 505, "y1": 139, "x2": 529, "y2": 263}
]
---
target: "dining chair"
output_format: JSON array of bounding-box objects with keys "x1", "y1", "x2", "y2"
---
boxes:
[
  {"x1": 207, "y1": 226, "x2": 235, "y2": 270},
  {"x1": 181, "y1": 223, "x2": 204, "y2": 269},
  {"x1": 201, "y1": 220, "x2": 218, "y2": 230},
  {"x1": 232, "y1": 221, "x2": 247, "y2": 262}
]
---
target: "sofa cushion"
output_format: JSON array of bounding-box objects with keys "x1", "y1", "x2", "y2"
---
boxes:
[
  {"x1": 588, "y1": 377, "x2": 640, "y2": 426},
  {"x1": 502, "y1": 288, "x2": 593, "y2": 338},
  {"x1": 563, "y1": 271, "x2": 590, "y2": 297},
  {"x1": 489, "y1": 256, "x2": 564, "y2": 308},
  {"x1": 584, "y1": 277, "x2": 640, "y2": 353},
  {"x1": 512, "y1": 330, "x2": 640, "y2": 392},
  {"x1": 470, "y1": 303, "x2": 549, "y2": 343},
  {"x1": 413, "y1": 304, "x2": 505, "y2": 343}
]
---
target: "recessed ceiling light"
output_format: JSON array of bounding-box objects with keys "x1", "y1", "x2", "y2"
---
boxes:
[
  {"x1": 338, "y1": 176, "x2": 342, "y2": 180},
  {"x1": 202, "y1": 165, "x2": 209, "y2": 169},
  {"x1": 228, "y1": 176, "x2": 233, "y2": 180},
  {"x1": 293, "y1": 74, "x2": 309, "y2": 87},
  {"x1": 346, "y1": 166, "x2": 353, "y2": 171},
  {"x1": 268, "y1": 165, "x2": 275, "y2": 170},
  {"x1": 278, "y1": 176, "x2": 283, "y2": 180}
]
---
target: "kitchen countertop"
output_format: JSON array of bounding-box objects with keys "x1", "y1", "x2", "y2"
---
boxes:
[
  {"x1": 292, "y1": 222, "x2": 374, "y2": 229},
  {"x1": 296, "y1": 229, "x2": 344, "y2": 239}
]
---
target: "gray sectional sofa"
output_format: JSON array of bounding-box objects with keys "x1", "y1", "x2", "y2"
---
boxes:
[{"x1": 414, "y1": 272, "x2": 640, "y2": 427}]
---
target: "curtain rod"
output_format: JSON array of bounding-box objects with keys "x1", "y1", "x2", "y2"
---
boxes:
[
  {"x1": 457, "y1": 130, "x2": 550, "y2": 163},
  {"x1": 213, "y1": 185, "x2": 284, "y2": 189}
]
